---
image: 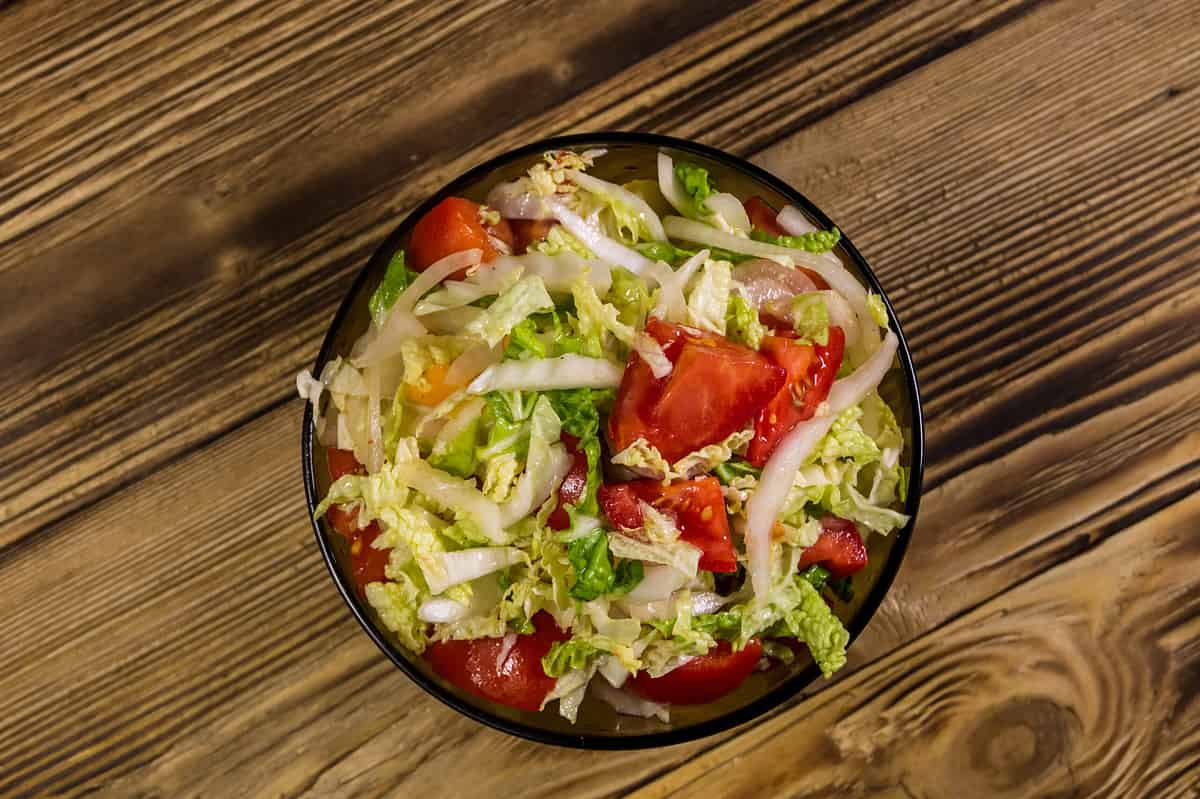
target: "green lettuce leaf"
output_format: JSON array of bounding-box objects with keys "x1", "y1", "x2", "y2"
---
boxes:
[
  {"x1": 749, "y1": 226, "x2": 841, "y2": 253},
  {"x1": 791, "y1": 293, "x2": 830, "y2": 345},
  {"x1": 465, "y1": 275, "x2": 555, "y2": 347},
  {"x1": 608, "y1": 267, "x2": 652, "y2": 330},
  {"x1": 686, "y1": 258, "x2": 733, "y2": 335},
  {"x1": 365, "y1": 572, "x2": 428, "y2": 654},
  {"x1": 532, "y1": 225, "x2": 594, "y2": 258},
  {"x1": 368, "y1": 250, "x2": 416, "y2": 326},
  {"x1": 547, "y1": 387, "x2": 612, "y2": 516},
  {"x1": 866, "y1": 292, "x2": 889, "y2": 327},
  {"x1": 566, "y1": 529, "x2": 641, "y2": 600},
  {"x1": 504, "y1": 317, "x2": 548, "y2": 360},
  {"x1": 726, "y1": 293, "x2": 767, "y2": 349},
  {"x1": 428, "y1": 413, "x2": 481, "y2": 479},
  {"x1": 542, "y1": 638, "x2": 600, "y2": 678},
  {"x1": 768, "y1": 577, "x2": 850, "y2": 677},
  {"x1": 674, "y1": 162, "x2": 715, "y2": 217},
  {"x1": 634, "y1": 239, "x2": 752, "y2": 266}
]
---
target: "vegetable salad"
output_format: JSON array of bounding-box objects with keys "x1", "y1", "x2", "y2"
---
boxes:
[{"x1": 298, "y1": 148, "x2": 910, "y2": 723}]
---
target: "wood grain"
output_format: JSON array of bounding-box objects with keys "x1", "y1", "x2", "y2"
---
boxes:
[
  {"x1": 0, "y1": 0, "x2": 1197, "y2": 796},
  {"x1": 0, "y1": 0, "x2": 1043, "y2": 547},
  {"x1": 632, "y1": 493, "x2": 1200, "y2": 799}
]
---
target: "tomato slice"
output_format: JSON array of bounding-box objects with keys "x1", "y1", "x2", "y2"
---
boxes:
[
  {"x1": 327, "y1": 448, "x2": 364, "y2": 481},
  {"x1": 746, "y1": 327, "x2": 845, "y2": 467},
  {"x1": 548, "y1": 434, "x2": 588, "y2": 531},
  {"x1": 325, "y1": 449, "x2": 391, "y2": 597},
  {"x1": 609, "y1": 320, "x2": 786, "y2": 463},
  {"x1": 509, "y1": 219, "x2": 556, "y2": 253},
  {"x1": 797, "y1": 516, "x2": 867, "y2": 578},
  {"x1": 426, "y1": 611, "x2": 568, "y2": 711},
  {"x1": 598, "y1": 477, "x2": 737, "y2": 573},
  {"x1": 409, "y1": 197, "x2": 503, "y2": 276},
  {"x1": 744, "y1": 195, "x2": 788, "y2": 237},
  {"x1": 627, "y1": 639, "x2": 763, "y2": 704}
]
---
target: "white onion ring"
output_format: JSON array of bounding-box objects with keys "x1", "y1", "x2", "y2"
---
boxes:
[{"x1": 745, "y1": 331, "x2": 899, "y2": 599}]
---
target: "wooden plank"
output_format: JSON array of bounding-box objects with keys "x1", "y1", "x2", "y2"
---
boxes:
[
  {"x1": 0, "y1": 0, "x2": 1197, "y2": 795},
  {"x1": 0, "y1": 0, "x2": 1044, "y2": 546},
  {"x1": 631, "y1": 492, "x2": 1200, "y2": 799},
  {"x1": 0, "y1": 351, "x2": 1193, "y2": 796}
]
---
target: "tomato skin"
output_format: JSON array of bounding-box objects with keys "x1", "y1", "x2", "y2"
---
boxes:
[
  {"x1": 746, "y1": 327, "x2": 845, "y2": 467},
  {"x1": 426, "y1": 611, "x2": 568, "y2": 711},
  {"x1": 509, "y1": 219, "x2": 556, "y2": 253},
  {"x1": 325, "y1": 449, "x2": 391, "y2": 597},
  {"x1": 598, "y1": 477, "x2": 737, "y2": 572},
  {"x1": 609, "y1": 320, "x2": 786, "y2": 463},
  {"x1": 326, "y1": 448, "x2": 364, "y2": 482},
  {"x1": 548, "y1": 434, "x2": 587, "y2": 531},
  {"x1": 744, "y1": 195, "x2": 788, "y2": 237},
  {"x1": 627, "y1": 639, "x2": 763, "y2": 704},
  {"x1": 797, "y1": 516, "x2": 867, "y2": 578},
  {"x1": 409, "y1": 197, "x2": 501, "y2": 276}
]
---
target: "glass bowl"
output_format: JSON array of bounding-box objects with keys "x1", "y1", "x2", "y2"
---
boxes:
[{"x1": 301, "y1": 132, "x2": 924, "y2": 748}]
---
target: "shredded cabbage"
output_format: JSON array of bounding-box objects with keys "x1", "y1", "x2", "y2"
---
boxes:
[{"x1": 312, "y1": 146, "x2": 913, "y2": 723}]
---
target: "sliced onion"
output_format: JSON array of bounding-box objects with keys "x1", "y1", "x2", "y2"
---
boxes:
[
  {"x1": 433, "y1": 396, "x2": 485, "y2": 452},
  {"x1": 489, "y1": 252, "x2": 611, "y2": 295},
  {"x1": 706, "y1": 192, "x2": 751, "y2": 232},
  {"x1": 350, "y1": 308, "x2": 426, "y2": 367},
  {"x1": 691, "y1": 591, "x2": 729, "y2": 616},
  {"x1": 633, "y1": 333, "x2": 672, "y2": 379},
  {"x1": 397, "y1": 249, "x2": 481, "y2": 314},
  {"x1": 761, "y1": 289, "x2": 861, "y2": 353},
  {"x1": 486, "y1": 181, "x2": 554, "y2": 220},
  {"x1": 591, "y1": 678, "x2": 670, "y2": 723},
  {"x1": 651, "y1": 248, "x2": 707, "y2": 322},
  {"x1": 499, "y1": 442, "x2": 572, "y2": 526},
  {"x1": 445, "y1": 342, "x2": 502, "y2": 387},
  {"x1": 318, "y1": 407, "x2": 339, "y2": 447},
  {"x1": 597, "y1": 655, "x2": 630, "y2": 689},
  {"x1": 567, "y1": 169, "x2": 667, "y2": 241},
  {"x1": 365, "y1": 367, "x2": 384, "y2": 473},
  {"x1": 624, "y1": 565, "x2": 689, "y2": 603},
  {"x1": 467, "y1": 355, "x2": 624, "y2": 394},
  {"x1": 776, "y1": 205, "x2": 819, "y2": 235},
  {"x1": 418, "y1": 598, "x2": 470, "y2": 623},
  {"x1": 547, "y1": 199, "x2": 656, "y2": 277},
  {"x1": 393, "y1": 461, "x2": 506, "y2": 543},
  {"x1": 732, "y1": 258, "x2": 819, "y2": 309},
  {"x1": 558, "y1": 514, "x2": 604, "y2": 543},
  {"x1": 666, "y1": 215, "x2": 879, "y2": 355},
  {"x1": 420, "y1": 307, "x2": 484, "y2": 335},
  {"x1": 656, "y1": 152, "x2": 691, "y2": 217},
  {"x1": 744, "y1": 331, "x2": 899, "y2": 599},
  {"x1": 422, "y1": 547, "x2": 525, "y2": 595}
]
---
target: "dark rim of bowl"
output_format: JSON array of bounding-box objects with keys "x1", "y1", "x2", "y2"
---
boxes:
[{"x1": 301, "y1": 131, "x2": 924, "y2": 750}]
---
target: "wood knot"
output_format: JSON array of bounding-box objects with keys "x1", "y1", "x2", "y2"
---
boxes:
[{"x1": 964, "y1": 696, "x2": 1077, "y2": 792}]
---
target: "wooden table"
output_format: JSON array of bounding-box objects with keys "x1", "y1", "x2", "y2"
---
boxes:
[{"x1": 2, "y1": 1, "x2": 1197, "y2": 796}]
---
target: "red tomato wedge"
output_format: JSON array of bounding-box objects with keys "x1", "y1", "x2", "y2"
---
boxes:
[
  {"x1": 426, "y1": 611, "x2": 568, "y2": 711},
  {"x1": 597, "y1": 477, "x2": 737, "y2": 572},
  {"x1": 744, "y1": 195, "x2": 788, "y2": 237},
  {"x1": 509, "y1": 218, "x2": 556, "y2": 253},
  {"x1": 409, "y1": 197, "x2": 504, "y2": 276},
  {"x1": 324, "y1": 449, "x2": 391, "y2": 597},
  {"x1": 797, "y1": 516, "x2": 868, "y2": 578},
  {"x1": 746, "y1": 327, "x2": 845, "y2": 467},
  {"x1": 548, "y1": 434, "x2": 588, "y2": 531},
  {"x1": 609, "y1": 319, "x2": 786, "y2": 463},
  {"x1": 627, "y1": 639, "x2": 763, "y2": 704}
]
